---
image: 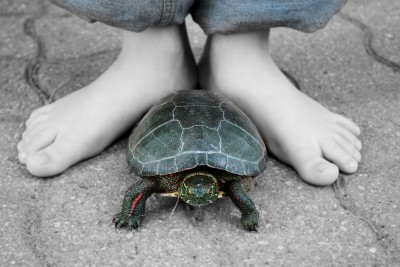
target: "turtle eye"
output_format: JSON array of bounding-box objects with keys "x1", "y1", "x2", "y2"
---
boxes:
[{"x1": 187, "y1": 187, "x2": 194, "y2": 195}]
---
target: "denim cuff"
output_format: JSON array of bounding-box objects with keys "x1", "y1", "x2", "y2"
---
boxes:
[
  {"x1": 159, "y1": 0, "x2": 174, "y2": 26},
  {"x1": 191, "y1": 0, "x2": 347, "y2": 34},
  {"x1": 50, "y1": 0, "x2": 194, "y2": 32}
]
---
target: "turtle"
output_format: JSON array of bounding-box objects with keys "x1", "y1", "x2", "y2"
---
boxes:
[{"x1": 113, "y1": 90, "x2": 267, "y2": 231}]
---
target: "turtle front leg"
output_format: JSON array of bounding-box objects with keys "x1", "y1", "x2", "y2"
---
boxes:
[
  {"x1": 113, "y1": 179, "x2": 156, "y2": 230},
  {"x1": 226, "y1": 179, "x2": 259, "y2": 231}
]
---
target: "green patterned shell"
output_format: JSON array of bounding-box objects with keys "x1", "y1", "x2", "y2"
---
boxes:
[{"x1": 127, "y1": 90, "x2": 267, "y2": 177}]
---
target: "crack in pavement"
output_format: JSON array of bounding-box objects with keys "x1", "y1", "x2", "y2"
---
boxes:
[
  {"x1": 23, "y1": 12, "x2": 51, "y2": 104},
  {"x1": 20, "y1": 4, "x2": 53, "y2": 266},
  {"x1": 332, "y1": 176, "x2": 400, "y2": 265},
  {"x1": 339, "y1": 12, "x2": 400, "y2": 73},
  {"x1": 46, "y1": 49, "x2": 120, "y2": 64}
]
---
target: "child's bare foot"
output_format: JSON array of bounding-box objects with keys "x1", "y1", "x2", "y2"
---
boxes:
[
  {"x1": 18, "y1": 25, "x2": 197, "y2": 177},
  {"x1": 199, "y1": 31, "x2": 361, "y2": 185}
]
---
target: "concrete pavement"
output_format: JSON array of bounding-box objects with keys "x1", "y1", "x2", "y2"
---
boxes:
[{"x1": 1, "y1": 0, "x2": 399, "y2": 266}]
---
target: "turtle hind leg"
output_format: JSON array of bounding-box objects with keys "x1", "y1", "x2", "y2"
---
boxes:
[
  {"x1": 225, "y1": 178, "x2": 259, "y2": 231},
  {"x1": 113, "y1": 179, "x2": 156, "y2": 230}
]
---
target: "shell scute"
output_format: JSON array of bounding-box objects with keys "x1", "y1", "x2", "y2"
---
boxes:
[
  {"x1": 207, "y1": 153, "x2": 228, "y2": 170},
  {"x1": 174, "y1": 105, "x2": 222, "y2": 128},
  {"x1": 219, "y1": 121, "x2": 263, "y2": 163},
  {"x1": 181, "y1": 127, "x2": 220, "y2": 152},
  {"x1": 129, "y1": 101, "x2": 175, "y2": 146},
  {"x1": 158, "y1": 157, "x2": 178, "y2": 175},
  {"x1": 132, "y1": 121, "x2": 183, "y2": 163}
]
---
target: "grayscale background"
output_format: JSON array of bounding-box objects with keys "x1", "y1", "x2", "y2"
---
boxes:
[{"x1": 1, "y1": 0, "x2": 399, "y2": 266}]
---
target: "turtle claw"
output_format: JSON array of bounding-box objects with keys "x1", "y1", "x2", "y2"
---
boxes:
[
  {"x1": 240, "y1": 211, "x2": 259, "y2": 231},
  {"x1": 113, "y1": 215, "x2": 126, "y2": 229},
  {"x1": 127, "y1": 222, "x2": 141, "y2": 231},
  {"x1": 113, "y1": 212, "x2": 144, "y2": 231}
]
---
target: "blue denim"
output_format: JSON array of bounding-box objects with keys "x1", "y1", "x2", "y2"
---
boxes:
[
  {"x1": 50, "y1": 0, "x2": 346, "y2": 34},
  {"x1": 50, "y1": 0, "x2": 195, "y2": 32},
  {"x1": 192, "y1": 0, "x2": 346, "y2": 34}
]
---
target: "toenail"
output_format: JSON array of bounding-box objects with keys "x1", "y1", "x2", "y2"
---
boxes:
[
  {"x1": 315, "y1": 163, "x2": 332, "y2": 173},
  {"x1": 355, "y1": 140, "x2": 362, "y2": 150},
  {"x1": 348, "y1": 161, "x2": 358, "y2": 169},
  {"x1": 356, "y1": 126, "x2": 361, "y2": 135},
  {"x1": 33, "y1": 154, "x2": 50, "y2": 165},
  {"x1": 353, "y1": 151, "x2": 361, "y2": 161}
]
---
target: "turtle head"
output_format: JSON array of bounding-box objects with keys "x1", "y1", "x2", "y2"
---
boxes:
[{"x1": 178, "y1": 172, "x2": 220, "y2": 207}]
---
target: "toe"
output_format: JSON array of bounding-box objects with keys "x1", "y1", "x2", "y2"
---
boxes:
[
  {"x1": 29, "y1": 105, "x2": 52, "y2": 119},
  {"x1": 25, "y1": 135, "x2": 99, "y2": 177},
  {"x1": 297, "y1": 156, "x2": 339, "y2": 186},
  {"x1": 25, "y1": 142, "x2": 70, "y2": 177},
  {"x1": 22, "y1": 125, "x2": 49, "y2": 146},
  {"x1": 333, "y1": 114, "x2": 361, "y2": 136},
  {"x1": 333, "y1": 135, "x2": 362, "y2": 161},
  {"x1": 321, "y1": 141, "x2": 359, "y2": 174},
  {"x1": 26, "y1": 150, "x2": 66, "y2": 177},
  {"x1": 17, "y1": 141, "x2": 28, "y2": 164},
  {"x1": 286, "y1": 145, "x2": 339, "y2": 185},
  {"x1": 337, "y1": 130, "x2": 362, "y2": 151},
  {"x1": 23, "y1": 129, "x2": 57, "y2": 154},
  {"x1": 26, "y1": 114, "x2": 50, "y2": 129}
]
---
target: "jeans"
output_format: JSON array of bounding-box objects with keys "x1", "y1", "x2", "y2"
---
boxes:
[{"x1": 50, "y1": 0, "x2": 346, "y2": 34}]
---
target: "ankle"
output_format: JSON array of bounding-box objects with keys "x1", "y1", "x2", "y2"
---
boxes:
[
  {"x1": 204, "y1": 30, "x2": 271, "y2": 57},
  {"x1": 121, "y1": 24, "x2": 194, "y2": 58},
  {"x1": 199, "y1": 30, "x2": 278, "y2": 93}
]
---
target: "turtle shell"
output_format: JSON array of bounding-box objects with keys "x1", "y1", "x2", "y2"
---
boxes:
[{"x1": 127, "y1": 90, "x2": 267, "y2": 176}]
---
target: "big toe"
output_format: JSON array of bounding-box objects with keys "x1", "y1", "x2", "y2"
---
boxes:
[
  {"x1": 26, "y1": 150, "x2": 69, "y2": 177},
  {"x1": 290, "y1": 151, "x2": 339, "y2": 186},
  {"x1": 25, "y1": 138, "x2": 93, "y2": 177}
]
